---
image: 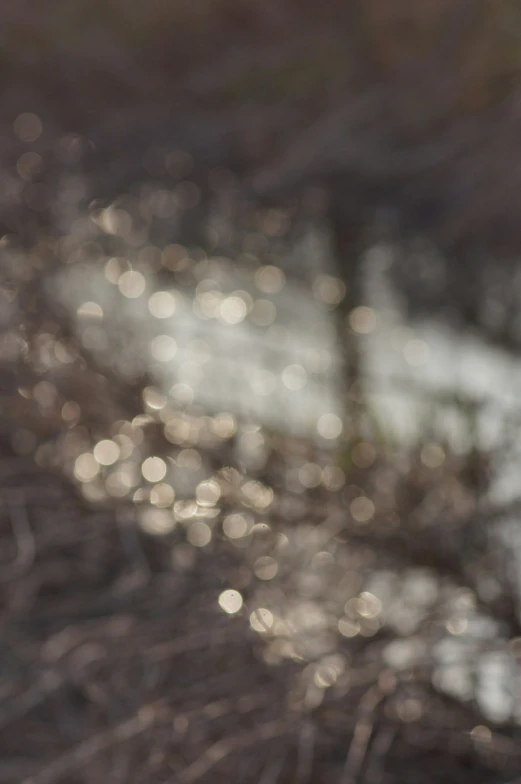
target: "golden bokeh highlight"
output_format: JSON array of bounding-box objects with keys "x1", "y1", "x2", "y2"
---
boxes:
[{"x1": 218, "y1": 590, "x2": 243, "y2": 614}]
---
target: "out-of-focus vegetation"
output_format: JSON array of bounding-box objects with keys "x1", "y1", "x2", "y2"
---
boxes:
[
  {"x1": 3, "y1": 3, "x2": 521, "y2": 784},
  {"x1": 4, "y1": 0, "x2": 521, "y2": 263}
]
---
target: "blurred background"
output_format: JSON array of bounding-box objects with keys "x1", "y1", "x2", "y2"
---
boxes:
[{"x1": 3, "y1": 3, "x2": 521, "y2": 783}]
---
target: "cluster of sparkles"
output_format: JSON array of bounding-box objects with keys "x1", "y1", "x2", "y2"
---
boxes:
[{"x1": 1, "y1": 119, "x2": 508, "y2": 728}]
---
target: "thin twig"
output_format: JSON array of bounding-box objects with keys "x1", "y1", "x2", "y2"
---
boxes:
[
  {"x1": 0, "y1": 490, "x2": 35, "y2": 582},
  {"x1": 258, "y1": 753, "x2": 287, "y2": 784},
  {"x1": 176, "y1": 718, "x2": 290, "y2": 784},
  {"x1": 21, "y1": 700, "x2": 166, "y2": 784},
  {"x1": 340, "y1": 685, "x2": 385, "y2": 784},
  {"x1": 364, "y1": 723, "x2": 398, "y2": 784},
  {"x1": 0, "y1": 670, "x2": 63, "y2": 731},
  {"x1": 295, "y1": 719, "x2": 316, "y2": 784}
]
